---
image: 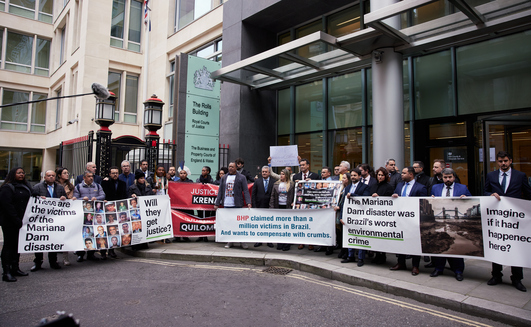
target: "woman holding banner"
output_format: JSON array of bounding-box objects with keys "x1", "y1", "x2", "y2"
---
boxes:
[
  {"x1": 269, "y1": 169, "x2": 295, "y2": 251},
  {"x1": 0, "y1": 167, "x2": 32, "y2": 282},
  {"x1": 368, "y1": 167, "x2": 394, "y2": 264},
  {"x1": 56, "y1": 167, "x2": 76, "y2": 266}
]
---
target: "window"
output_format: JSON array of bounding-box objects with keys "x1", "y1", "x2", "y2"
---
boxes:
[
  {"x1": 55, "y1": 89, "x2": 62, "y2": 130},
  {"x1": 5, "y1": 31, "x2": 33, "y2": 73},
  {"x1": 7, "y1": 0, "x2": 53, "y2": 22},
  {"x1": 189, "y1": 38, "x2": 222, "y2": 62},
  {"x1": 110, "y1": 0, "x2": 142, "y2": 52},
  {"x1": 4, "y1": 30, "x2": 50, "y2": 76},
  {"x1": 0, "y1": 148, "x2": 43, "y2": 183},
  {"x1": 175, "y1": 0, "x2": 223, "y2": 31},
  {"x1": 124, "y1": 75, "x2": 138, "y2": 123},
  {"x1": 295, "y1": 80, "x2": 323, "y2": 133},
  {"x1": 59, "y1": 26, "x2": 66, "y2": 64},
  {"x1": 168, "y1": 61, "x2": 175, "y2": 118},
  {"x1": 0, "y1": 0, "x2": 5, "y2": 11},
  {"x1": 108, "y1": 71, "x2": 139, "y2": 123},
  {"x1": 1, "y1": 89, "x2": 47, "y2": 133}
]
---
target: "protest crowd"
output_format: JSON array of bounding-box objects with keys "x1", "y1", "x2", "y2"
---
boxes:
[{"x1": 1, "y1": 152, "x2": 530, "y2": 294}]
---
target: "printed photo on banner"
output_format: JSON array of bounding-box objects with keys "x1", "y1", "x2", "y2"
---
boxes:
[
  {"x1": 121, "y1": 222, "x2": 131, "y2": 235},
  {"x1": 294, "y1": 180, "x2": 342, "y2": 209},
  {"x1": 420, "y1": 198, "x2": 484, "y2": 257},
  {"x1": 96, "y1": 237, "x2": 108, "y2": 249},
  {"x1": 121, "y1": 234, "x2": 132, "y2": 246},
  {"x1": 118, "y1": 211, "x2": 130, "y2": 223},
  {"x1": 106, "y1": 213, "x2": 117, "y2": 224},
  {"x1": 117, "y1": 200, "x2": 129, "y2": 212},
  {"x1": 82, "y1": 226, "x2": 94, "y2": 238},
  {"x1": 107, "y1": 225, "x2": 120, "y2": 236},
  {"x1": 94, "y1": 201, "x2": 104, "y2": 213},
  {"x1": 84, "y1": 237, "x2": 96, "y2": 250},
  {"x1": 94, "y1": 213, "x2": 105, "y2": 225},
  {"x1": 95, "y1": 225, "x2": 107, "y2": 237},
  {"x1": 109, "y1": 235, "x2": 121, "y2": 248},
  {"x1": 83, "y1": 200, "x2": 94, "y2": 212},
  {"x1": 84, "y1": 213, "x2": 94, "y2": 225},
  {"x1": 129, "y1": 198, "x2": 139, "y2": 209},
  {"x1": 105, "y1": 201, "x2": 116, "y2": 213}
]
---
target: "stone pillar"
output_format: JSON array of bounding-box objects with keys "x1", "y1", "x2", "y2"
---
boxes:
[{"x1": 371, "y1": 0, "x2": 404, "y2": 169}]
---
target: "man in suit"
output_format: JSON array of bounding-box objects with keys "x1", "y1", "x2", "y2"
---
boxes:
[
  {"x1": 413, "y1": 161, "x2": 430, "y2": 187},
  {"x1": 101, "y1": 166, "x2": 128, "y2": 259},
  {"x1": 386, "y1": 159, "x2": 402, "y2": 190},
  {"x1": 253, "y1": 166, "x2": 277, "y2": 248},
  {"x1": 390, "y1": 167, "x2": 428, "y2": 275},
  {"x1": 359, "y1": 163, "x2": 377, "y2": 188},
  {"x1": 485, "y1": 151, "x2": 531, "y2": 292},
  {"x1": 340, "y1": 168, "x2": 371, "y2": 265},
  {"x1": 135, "y1": 159, "x2": 154, "y2": 181},
  {"x1": 215, "y1": 162, "x2": 252, "y2": 249},
  {"x1": 31, "y1": 170, "x2": 67, "y2": 271},
  {"x1": 75, "y1": 162, "x2": 102, "y2": 185},
  {"x1": 430, "y1": 168, "x2": 472, "y2": 281},
  {"x1": 235, "y1": 157, "x2": 254, "y2": 183},
  {"x1": 293, "y1": 158, "x2": 320, "y2": 181}
]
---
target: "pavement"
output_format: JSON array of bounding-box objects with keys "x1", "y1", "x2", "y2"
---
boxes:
[
  {"x1": 121, "y1": 238, "x2": 531, "y2": 326},
  {"x1": 2, "y1": 227, "x2": 530, "y2": 325}
]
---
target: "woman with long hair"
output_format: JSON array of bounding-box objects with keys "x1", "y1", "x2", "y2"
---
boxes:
[
  {"x1": 334, "y1": 172, "x2": 351, "y2": 260},
  {"x1": 0, "y1": 167, "x2": 32, "y2": 282},
  {"x1": 55, "y1": 167, "x2": 76, "y2": 266},
  {"x1": 212, "y1": 167, "x2": 228, "y2": 185},
  {"x1": 368, "y1": 167, "x2": 393, "y2": 264},
  {"x1": 269, "y1": 168, "x2": 295, "y2": 251}
]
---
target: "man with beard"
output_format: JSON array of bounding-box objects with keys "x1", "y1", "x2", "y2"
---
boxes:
[{"x1": 429, "y1": 168, "x2": 471, "y2": 281}]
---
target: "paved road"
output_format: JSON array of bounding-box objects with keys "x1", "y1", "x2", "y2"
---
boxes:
[{"x1": 0, "y1": 254, "x2": 510, "y2": 327}]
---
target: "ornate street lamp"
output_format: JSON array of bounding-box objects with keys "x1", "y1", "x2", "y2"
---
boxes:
[
  {"x1": 143, "y1": 95, "x2": 164, "y2": 173},
  {"x1": 95, "y1": 92, "x2": 116, "y2": 178}
]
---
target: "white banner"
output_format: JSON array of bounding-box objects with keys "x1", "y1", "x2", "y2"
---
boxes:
[
  {"x1": 19, "y1": 195, "x2": 173, "y2": 252},
  {"x1": 342, "y1": 196, "x2": 531, "y2": 268},
  {"x1": 270, "y1": 145, "x2": 299, "y2": 167},
  {"x1": 215, "y1": 208, "x2": 335, "y2": 245}
]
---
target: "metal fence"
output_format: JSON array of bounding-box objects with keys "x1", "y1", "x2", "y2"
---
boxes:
[{"x1": 59, "y1": 131, "x2": 94, "y2": 178}]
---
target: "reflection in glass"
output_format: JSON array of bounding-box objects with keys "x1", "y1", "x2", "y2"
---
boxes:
[
  {"x1": 328, "y1": 72, "x2": 362, "y2": 129},
  {"x1": 295, "y1": 81, "x2": 323, "y2": 133}
]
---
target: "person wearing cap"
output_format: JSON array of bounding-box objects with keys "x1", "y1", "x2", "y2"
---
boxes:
[{"x1": 128, "y1": 171, "x2": 155, "y2": 198}]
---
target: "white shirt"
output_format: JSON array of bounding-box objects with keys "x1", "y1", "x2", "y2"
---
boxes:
[
  {"x1": 400, "y1": 179, "x2": 416, "y2": 197},
  {"x1": 361, "y1": 175, "x2": 371, "y2": 185},
  {"x1": 441, "y1": 183, "x2": 454, "y2": 197},
  {"x1": 224, "y1": 174, "x2": 236, "y2": 207},
  {"x1": 499, "y1": 168, "x2": 511, "y2": 192}
]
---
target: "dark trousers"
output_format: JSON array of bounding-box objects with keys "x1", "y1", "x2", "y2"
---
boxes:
[
  {"x1": 34, "y1": 252, "x2": 58, "y2": 263},
  {"x1": 398, "y1": 254, "x2": 421, "y2": 268},
  {"x1": 1, "y1": 227, "x2": 20, "y2": 267},
  {"x1": 433, "y1": 257, "x2": 464, "y2": 274},
  {"x1": 492, "y1": 263, "x2": 523, "y2": 281}
]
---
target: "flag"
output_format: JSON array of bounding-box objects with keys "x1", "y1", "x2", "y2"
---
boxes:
[{"x1": 144, "y1": 0, "x2": 149, "y2": 25}]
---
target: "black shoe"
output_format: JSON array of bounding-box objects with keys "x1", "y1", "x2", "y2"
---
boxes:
[
  {"x1": 183, "y1": 237, "x2": 191, "y2": 242},
  {"x1": 30, "y1": 263, "x2": 42, "y2": 272},
  {"x1": 512, "y1": 280, "x2": 527, "y2": 292},
  {"x1": 50, "y1": 262, "x2": 61, "y2": 269},
  {"x1": 2, "y1": 273, "x2": 16, "y2": 282},
  {"x1": 254, "y1": 243, "x2": 262, "y2": 247},
  {"x1": 267, "y1": 243, "x2": 274, "y2": 248},
  {"x1": 341, "y1": 257, "x2": 356, "y2": 263},
  {"x1": 430, "y1": 269, "x2": 443, "y2": 277},
  {"x1": 203, "y1": 237, "x2": 209, "y2": 242},
  {"x1": 337, "y1": 249, "x2": 347, "y2": 259},
  {"x1": 357, "y1": 259, "x2": 365, "y2": 267},
  {"x1": 76, "y1": 255, "x2": 84, "y2": 262},
  {"x1": 100, "y1": 253, "x2": 107, "y2": 260},
  {"x1": 423, "y1": 256, "x2": 430, "y2": 262},
  {"x1": 282, "y1": 245, "x2": 291, "y2": 251},
  {"x1": 314, "y1": 246, "x2": 323, "y2": 252},
  {"x1": 487, "y1": 277, "x2": 502, "y2": 285},
  {"x1": 277, "y1": 244, "x2": 283, "y2": 250},
  {"x1": 196, "y1": 238, "x2": 203, "y2": 242},
  {"x1": 424, "y1": 262, "x2": 434, "y2": 268},
  {"x1": 12, "y1": 267, "x2": 28, "y2": 277},
  {"x1": 325, "y1": 249, "x2": 333, "y2": 255},
  {"x1": 109, "y1": 249, "x2": 117, "y2": 258},
  {"x1": 172, "y1": 237, "x2": 181, "y2": 243},
  {"x1": 87, "y1": 255, "x2": 99, "y2": 261},
  {"x1": 455, "y1": 273, "x2": 464, "y2": 281}
]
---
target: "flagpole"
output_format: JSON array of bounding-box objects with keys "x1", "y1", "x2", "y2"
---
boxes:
[{"x1": 141, "y1": 0, "x2": 151, "y2": 140}]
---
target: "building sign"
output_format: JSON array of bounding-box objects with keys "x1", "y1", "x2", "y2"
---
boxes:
[{"x1": 184, "y1": 55, "x2": 221, "y2": 180}]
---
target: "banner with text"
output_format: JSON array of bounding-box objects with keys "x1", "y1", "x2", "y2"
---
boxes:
[
  {"x1": 169, "y1": 182, "x2": 254, "y2": 210},
  {"x1": 342, "y1": 196, "x2": 531, "y2": 268},
  {"x1": 294, "y1": 180, "x2": 342, "y2": 209},
  {"x1": 19, "y1": 195, "x2": 172, "y2": 252},
  {"x1": 215, "y1": 208, "x2": 335, "y2": 245},
  {"x1": 172, "y1": 209, "x2": 215, "y2": 237}
]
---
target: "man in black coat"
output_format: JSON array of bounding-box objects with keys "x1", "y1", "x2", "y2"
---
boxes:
[
  {"x1": 413, "y1": 161, "x2": 430, "y2": 187},
  {"x1": 293, "y1": 158, "x2": 320, "y2": 181},
  {"x1": 101, "y1": 166, "x2": 128, "y2": 259},
  {"x1": 485, "y1": 151, "x2": 531, "y2": 292},
  {"x1": 252, "y1": 166, "x2": 277, "y2": 248},
  {"x1": 75, "y1": 162, "x2": 102, "y2": 185},
  {"x1": 31, "y1": 170, "x2": 67, "y2": 271}
]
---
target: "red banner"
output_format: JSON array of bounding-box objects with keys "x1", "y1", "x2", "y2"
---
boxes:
[
  {"x1": 172, "y1": 210, "x2": 215, "y2": 237},
  {"x1": 169, "y1": 182, "x2": 254, "y2": 210}
]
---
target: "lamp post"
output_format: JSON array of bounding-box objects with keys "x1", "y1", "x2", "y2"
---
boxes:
[
  {"x1": 143, "y1": 94, "x2": 164, "y2": 173},
  {"x1": 94, "y1": 92, "x2": 116, "y2": 178}
]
